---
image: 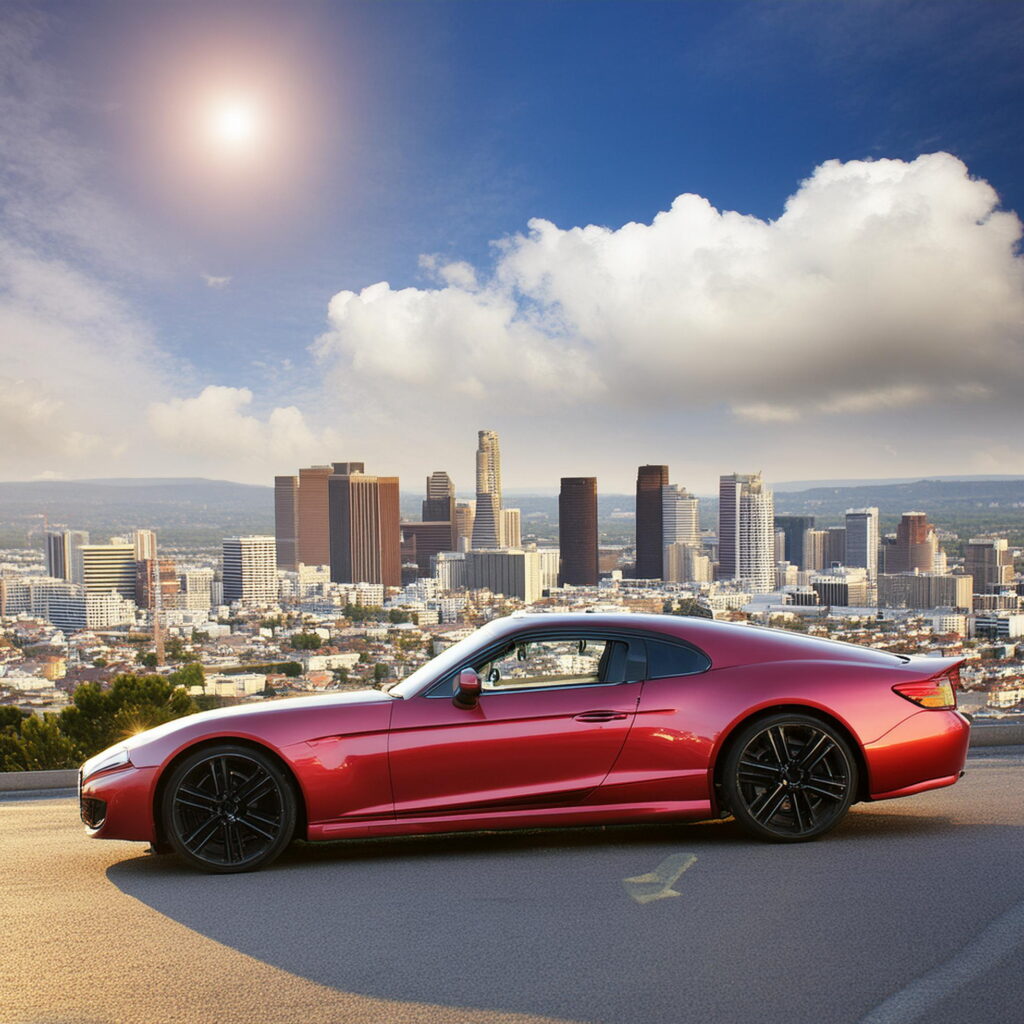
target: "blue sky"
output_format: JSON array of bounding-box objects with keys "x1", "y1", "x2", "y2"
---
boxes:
[{"x1": 2, "y1": 1, "x2": 1023, "y2": 492}]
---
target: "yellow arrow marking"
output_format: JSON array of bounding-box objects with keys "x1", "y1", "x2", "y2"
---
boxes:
[{"x1": 622, "y1": 852, "x2": 698, "y2": 905}]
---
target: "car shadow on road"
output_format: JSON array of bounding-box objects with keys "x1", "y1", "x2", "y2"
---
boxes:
[{"x1": 105, "y1": 806, "x2": 999, "y2": 1024}]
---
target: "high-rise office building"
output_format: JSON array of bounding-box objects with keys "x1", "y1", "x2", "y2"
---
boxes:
[
  {"x1": 826, "y1": 527, "x2": 847, "y2": 568},
  {"x1": 465, "y1": 548, "x2": 541, "y2": 604},
  {"x1": 222, "y1": 536, "x2": 277, "y2": 604},
  {"x1": 719, "y1": 472, "x2": 775, "y2": 594},
  {"x1": 297, "y1": 465, "x2": 341, "y2": 567},
  {"x1": 845, "y1": 508, "x2": 879, "y2": 579},
  {"x1": 133, "y1": 529, "x2": 157, "y2": 562},
  {"x1": 423, "y1": 471, "x2": 456, "y2": 524},
  {"x1": 559, "y1": 477, "x2": 598, "y2": 586},
  {"x1": 44, "y1": 529, "x2": 89, "y2": 581},
  {"x1": 74, "y1": 542, "x2": 137, "y2": 599},
  {"x1": 802, "y1": 528, "x2": 828, "y2": 571},
  {"x1": 965, "y1": 538, "x2": 1014, "y2": 594},
  {"x1": 471, "y1": 430, "x2": 502, "y2": 549},
  {"x1": 774, "y1": 516, "x2": 815, "y2": 567},
  {"x1": 454, "y1": 501, "x2": 475, "y2": 551},
  {"x1": 662, "y1": 485, "x2": 700, "y2": 547},
  {"x1": 890, "y1": 512, "x2": 938, "y2": 574},
  {"x1": 635, "y1": 465, "x2": 669, "y2": 579},
  {"x1": 136, "y1": 558, "x2": 180, "y2": 610},
  {"x1": 328, "y1": 467, "x2": 401, "y2": 587},
  {"x1": 274, "y1": 475, "x2": 300, "y2": 570},
  {"x1": 501, "y1": 508, "x2": 522, "y2": 548}
]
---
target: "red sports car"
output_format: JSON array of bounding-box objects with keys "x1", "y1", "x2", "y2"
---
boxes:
[{"x1": 79, "y1": 613, "x2": 969, "y2": 872}]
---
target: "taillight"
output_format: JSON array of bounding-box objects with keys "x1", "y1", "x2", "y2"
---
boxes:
[{"x1": 893, "y1": 673, "x2": 957, "y2": 710}]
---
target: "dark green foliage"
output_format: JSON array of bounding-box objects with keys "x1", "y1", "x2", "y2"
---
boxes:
[
  {"x1": 0, "y1": 715, "x2": 80, "y2": 771},
  {"x1": 373, "y1": 663, "x2": 388, "y2": 682},
  {"x1": 55, "y1": 673, "x2": 198, "y2": 762},
  {"x1": 289, "y1": 632, "x2": 323, "y2": 650},
  {"x1": 168, "y1": 663, "x2": 205, "y2": 690}
]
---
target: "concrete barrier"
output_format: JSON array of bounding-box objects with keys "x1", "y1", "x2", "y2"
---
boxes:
[{"x1": 0, "y1": 769, "x2": 77, "y2": 793}]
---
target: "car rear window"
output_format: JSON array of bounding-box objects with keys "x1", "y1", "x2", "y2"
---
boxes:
[{"x1": 644, "y1": 639, "x2": 711, "y2": 678}]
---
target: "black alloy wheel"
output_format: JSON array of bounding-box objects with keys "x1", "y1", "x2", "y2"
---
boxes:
[
  {"x1": 722, "y1": 713, "x2": 857, "y2": 842},
  {"x1": 161, "y1": 744, "x2": 297, "y2": 873}
]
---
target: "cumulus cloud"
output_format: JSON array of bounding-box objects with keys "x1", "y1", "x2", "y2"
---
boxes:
[
  {"x1": 148, "y1": 386, "x2": 341, "y2": 468},
  {"x1": 315, "y1": 154, "x2": 1024, "y2": 427},
  {"x1": 202, "y1": 273, "x2": 232, "y2": 289}
]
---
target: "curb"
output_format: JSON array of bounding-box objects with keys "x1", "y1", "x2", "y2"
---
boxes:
[{"x1": 2, "y1": 720, "x2": 1023, "y2": 792}]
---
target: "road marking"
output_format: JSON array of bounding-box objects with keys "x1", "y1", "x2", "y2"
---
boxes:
[
  {"x1": 858, "y1": 896, "x2": 1024, "y2": 1024},
  {"x1": 622, "y1": 852, "x2": 697, "y2": 905}
]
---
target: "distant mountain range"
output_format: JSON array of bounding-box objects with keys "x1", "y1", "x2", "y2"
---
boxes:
[{"x1": 1, "y1": 475, "x2": 1022, "y2": 547}]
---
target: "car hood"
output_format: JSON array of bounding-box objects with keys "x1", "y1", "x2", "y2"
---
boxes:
[{"x1": 121, "y1": 688, "x2": 391, "y2": 755}]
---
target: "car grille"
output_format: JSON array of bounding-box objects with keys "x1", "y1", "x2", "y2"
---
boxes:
[{"x1": 80, "y1": 796, "x2": 107, "y2": 829}]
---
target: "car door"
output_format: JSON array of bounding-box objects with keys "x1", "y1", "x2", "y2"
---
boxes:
[{"x1": 387, "y1": 632, "x2": 644, "y2": 817}]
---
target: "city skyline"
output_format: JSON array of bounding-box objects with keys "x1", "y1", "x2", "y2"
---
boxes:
[{"x1": 1, "y1": 3, "x2": 1023, "y2": 491}]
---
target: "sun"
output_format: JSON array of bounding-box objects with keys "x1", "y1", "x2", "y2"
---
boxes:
[{"x1": 205, "y1": 96, "x2": 262, "y2": 152}]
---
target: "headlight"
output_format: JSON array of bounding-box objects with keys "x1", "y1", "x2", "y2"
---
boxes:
[{"x1": 81, "y1": 745, "x2": 132, "y2": 782}]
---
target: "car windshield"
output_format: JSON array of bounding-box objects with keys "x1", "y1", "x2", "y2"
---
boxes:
[{"x1": 386, "y1": 621, "x2": 505, "y2": 698}]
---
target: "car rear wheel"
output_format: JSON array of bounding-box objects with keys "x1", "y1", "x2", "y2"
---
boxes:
[
  {"x1": 722, "y1": 714, "x2": 857, "y2": 842},
  {"x1": 161, "y1": 744, "x2": 296, "y2": 873}
]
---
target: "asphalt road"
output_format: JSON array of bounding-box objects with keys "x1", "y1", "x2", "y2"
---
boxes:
[{"x1": 3, "y1": 748, "x2": 1024, "y2": 1024}]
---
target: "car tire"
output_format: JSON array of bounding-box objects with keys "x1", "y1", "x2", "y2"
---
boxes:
[
  {"x1": 722, "y1": 713, "x2": 857, "y2": 842},
  {"x1": 161, "y1": 744, "x2": 297, "y2": 873}
]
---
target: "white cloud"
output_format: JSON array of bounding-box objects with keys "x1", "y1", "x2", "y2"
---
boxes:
[
  {"x1": 202, "y1": 273, "x2": 232, "y2": 289},
  {"x1": 148, "y1": 386, "x2": 341, "y2": 470},
  {"x1": 315, "y1": 154, "x2": 1024, "y2": 429}
]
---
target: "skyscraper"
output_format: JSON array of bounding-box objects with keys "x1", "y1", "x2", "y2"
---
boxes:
[
  {"x1": 891, "y1": 512, "x2": 938, "y2": 574},
  {"x1": 662, "y1": 484, "x2": 700, "y2": 547},
  {"x1": 222, "y1": 536, "x2": 277, "y2": 604},
  {"x1": 845, "y1": 508, "x2": 879, "y2": 579},
  {"x1": 44, "y1": 529, "x2": 89, "y2": 581},
  {"x1": 471, "y1": 430, "x2": 502, "y2": 549},
  {"x1": 501, "y1": 508, "x2": 522, "y2": 548},
  {"x1": 965, "y1": 538, "x2": 1014, "y2": 593},
  {"x1": 559, "y1": 477, "x2": 598, "y2": 586},
  {"x1": 774, "y1": 515, "x2": 815, "y2": 567},
  {"x1": 297, "y1": 465, "x2": 337, "y2": 567},
  {"x1": 719, "y1": 472, "x2": 775, "y2": 594},
  {"x1": 328, "y1": 467, "x2": 401, "y2": 587},
  {"x1": 635, "y1": 465, "x2": 669, "y2": 579},
  {"x1": 133, "y1": 529, "x2": 157, "y2": 562},
  {"x1": 74, "y1": 542, "x2": 137, "y2": 599},
  {"x1": 274, "y1": 475, "x2": 300, "y2": 570},
  {"x1": 422, "y1": 471, "x2": 456, "y2": 524}
]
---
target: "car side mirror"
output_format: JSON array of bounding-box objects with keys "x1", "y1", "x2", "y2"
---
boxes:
[{"x1": 453, "y1": 667, "x2": 481, "y2": 709}]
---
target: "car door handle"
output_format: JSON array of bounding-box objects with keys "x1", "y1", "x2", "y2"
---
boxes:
[{"x1": 574, "y1": 711, "x2": 629, "y2": 723}]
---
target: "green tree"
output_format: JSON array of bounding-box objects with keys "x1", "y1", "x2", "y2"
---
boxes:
[
  {"x1": 289, "y1": 632, "x2": 323, "y2": 651},
  {"x1": 373, "y1": 663, "x2": 388, "y2": 683},
  {"x1": 57, "y1": 674, "x2": 198, "y2": 760},
  {"x1": 282, "y1": 661, "x2": 303, "y2": 677},
  {"x1": 0, "y1": 706, "x2": 26, "y2": 733},
  {"x1": 333, "y1": 667, "x2": 350, "y2": 684},
  {"x1": 169, "y1": 663, "x2": 205, "y2": 690},
  {"x1": 137, "y1": 651, "x2": 158, "y2": 668},
  {"x1": 1, "y1": 715, "x2": 80, "y2": 771}
]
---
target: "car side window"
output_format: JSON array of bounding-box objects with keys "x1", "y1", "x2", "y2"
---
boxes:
[
  {"x1": 424, "y1": 636, "x2": 633, "y2": 697},
  {"x1": 644, "y1": 638, "x2": 710, "y2": 678}
]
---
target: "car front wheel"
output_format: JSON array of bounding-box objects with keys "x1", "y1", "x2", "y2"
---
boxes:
[
  {"x1": 161, "y1": 744, "x2": 297, "y2": 873},
  {"x1": 722, "y1": 714, "x2": 857, "y2": 842}
]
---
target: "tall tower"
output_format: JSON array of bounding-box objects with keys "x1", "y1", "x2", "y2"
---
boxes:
[
  {"x1": 719, "y1": 472, "x2": 775, "y2": 594},
  {"x1": 559, "y1": 477, "x2": 598, "y2": 586},
  {"x1": 965, "y1": 538, "x2": 1013, "y2": 593},
  {"x1": 635, "y1": 465, "x2": 669, "y2": 579},
  {"x1": 844, "y1": 508, "x2": 879, "y2": 579},
  {"x1": 891, "y1": 512, "x2": 938, "y2": 573},
  {"x1": 662, "y1": 485, "x2": 700, "y2": 547},
  {"x1": 222, "y1": 536, "x2": 277, "y2": 604},
  {"x1": 274, "y1": 475, "x2": 300, "y2": 571},
  {"x1": 44, "y1": 529, "x2": 89, "y2": 581},
  {"x1": 297, "y1": 465, "x2": 337, "y2": 567},
  {"x1": 471, "y1": 430, "x2": 502, "y2": 549},
  {"x1": 328, "y1": 466, "x2": 401, "y2": 587},
  {"x1": 774, "y1": 515, "x2": 815, "y2": 567},
  {"x1": 423, "y1": 471, "x2": 456, "y2": 524}
]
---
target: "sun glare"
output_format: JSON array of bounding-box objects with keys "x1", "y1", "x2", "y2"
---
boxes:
[{"x1": 206, "y1": 96, "x2": 261, "y2": 151}]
